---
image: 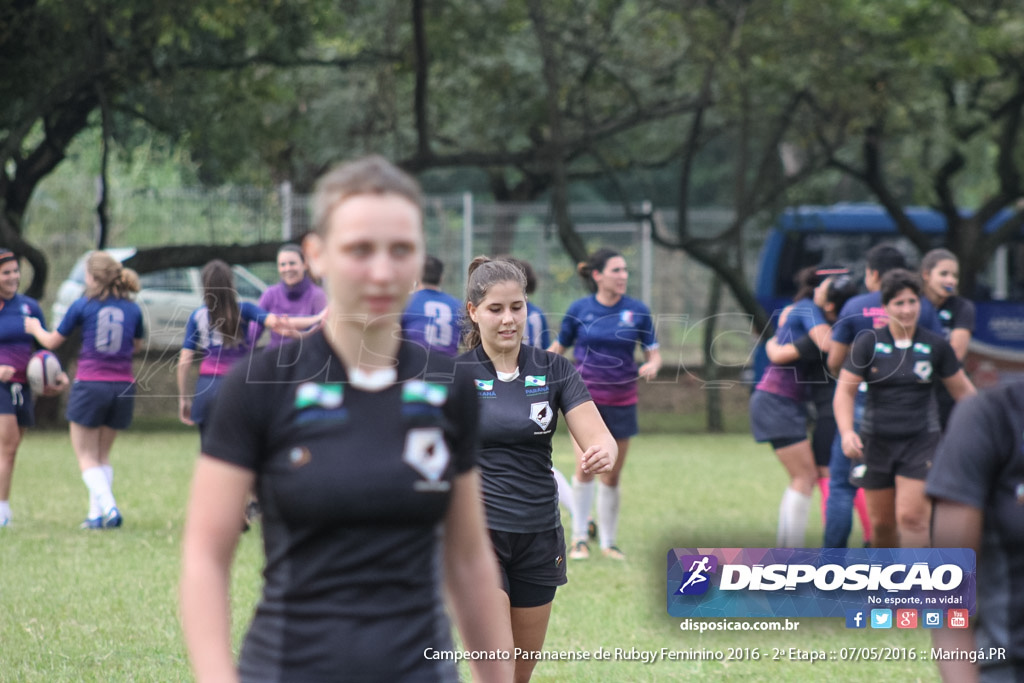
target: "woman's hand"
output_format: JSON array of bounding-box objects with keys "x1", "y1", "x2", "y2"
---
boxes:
[
  {"x1": 41, "y1": 371, "x2": 70, "y2": 397},
  {"x1": 579, "y1": 444, "x2": 615, "y2": 475},
  {"x1": 179, "y1": 397, "x2": 195, "y2": 426},
  {"x1": 840, "y1": 430, "x2": 863, "y2": 459}
]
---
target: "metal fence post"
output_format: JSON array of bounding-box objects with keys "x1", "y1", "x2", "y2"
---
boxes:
[
  {"x1": 280, "y1": 181, "x2": 293, "y2": 240},
  {"x1": 462, "y1": 192, "x2": 474, "y2": 300}
]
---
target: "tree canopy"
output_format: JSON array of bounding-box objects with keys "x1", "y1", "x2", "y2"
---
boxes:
[{"x1": 4, "y1": 0, "x2": 1024, "y2": 309}]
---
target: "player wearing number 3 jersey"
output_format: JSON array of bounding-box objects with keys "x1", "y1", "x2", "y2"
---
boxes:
[
  {"x1": 402, "y1": 255, "x2": 462, "y2": 357},
  {"x1": 25, "y1": 251, "x2": 144, "y2": 529}
]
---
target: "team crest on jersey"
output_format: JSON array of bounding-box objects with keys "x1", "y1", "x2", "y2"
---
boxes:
[
  {"x1": 530, "y1": 401, "x2": 554, "y2": 431},
  {"x1": 21, "y1": 303, "x2": 31, "y2": 316},
  {"x1": 874, "y1": 342, "x2": 893, "y2": 354},
  {"x1": 913, "y1": 342, "x2": 932, "y2": 354},
  {"x1": 474, "y1": 379, "x2": 494, "y2": 391},
  {"x1": 525, "y1": 375, "x2": 546, "y2": 388},
  {"x1": 1015, "y1": 482, "x2": 1024, "y2": 505},
  {"x1": 619, "y1": 310, "x2": 635, "y2": 326},
  {"x1": 403, "y1": 427, "x2": 451, "y2": 492},
  {"x1": 913, "y1": 360, "x2": 933, "y2": 381},
  {"x1": 939, "y1": 310, "x2": 952, "y2": 321}
]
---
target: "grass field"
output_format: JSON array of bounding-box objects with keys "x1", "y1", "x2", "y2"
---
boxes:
[{"x1": 0, "y1": 422, "x2": 941, "y2": 682}]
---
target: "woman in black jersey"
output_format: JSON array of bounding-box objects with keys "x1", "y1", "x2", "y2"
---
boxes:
[
  {"x1": 834, "y1": 269, "x2": 975, "y2": 549},
  {"x1": 920, "y1": 248, "x2": 975, "y2": 429},
  {"x1": 180, "y1": 157, "x2": 513, "y2": 682},
  {"x1": 458, "y1": 257, "x2": 615, "y2": 683}
]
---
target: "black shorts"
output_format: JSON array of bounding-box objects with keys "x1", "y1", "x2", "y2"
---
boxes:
[
  {"x1": 860, "y1": 431, "x2": 941, "y2": 489},
  {"x1": 489, "y1": 527, "x2": 567, "y2": 607},
  {"x1": 749, "y1": 390, "x2": 808, "y2": 444}
]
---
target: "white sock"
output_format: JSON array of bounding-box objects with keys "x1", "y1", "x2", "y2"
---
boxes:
[
  {"x1": 0, "y1": 500, "x2": 10, "y2": 522},
  {"x1": 597, "y1": 483, "x2": 621, "y2": 550},
  {"x1": 572, "y1": 478, "x2": 595, "y2": 541},
  {"x1": 82, "y1": 467, "x2": 117, "y2": 516},
  {"x1": 552, "y1": 468, "x2": 575, "y2": 517},
  {"x1": 101, "y1": 464, "x2": 113, "y2": 486},
  {"x1": 89, "y1": 465, "x2": 113, "y2": 519},
  {"x1": 777, "y1": 487, "x2": 811, "y2": 547}
]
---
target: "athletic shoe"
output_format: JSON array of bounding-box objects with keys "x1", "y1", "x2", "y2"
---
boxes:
[
  {"x1": 587, "y1": 518, "x2": 598, "y2": 540},
  {"x1": 80, "y1": 517, "x2": 103, "y2": 530},
  {"x1": 569, "y1": 540, "x2": 590, "y2": 560},
  {"x1": 602, "y1": 545, "x2": 626, "y2": 561},
  {"x1": 102, "y1": 507, "x2": 123, "y2": 529}
]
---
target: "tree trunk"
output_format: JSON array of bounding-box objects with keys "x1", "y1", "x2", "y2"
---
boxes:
[{"x1": 703, "y1": 274, "x2": 724, "y2": 433}]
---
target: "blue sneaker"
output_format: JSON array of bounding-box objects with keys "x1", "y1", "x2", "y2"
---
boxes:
[
  {"x1": 102, "y1": 507, "x2": 123, "y2": 529},
  {"x1": 80, "y1": 517, "x2": 103, "y2": 530},
  {"x1": 0, "y1": 517, "x2": 10, "y2": 528}
]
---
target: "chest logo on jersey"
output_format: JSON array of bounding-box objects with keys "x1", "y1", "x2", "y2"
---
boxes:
[
  {"x1": 474, "y1": 378, "x2": 497, "y2": 398},
  {"x1": 402, "y1": 380, "x2": 448, "y2": 406},
  {"x1": 912, "y1": 342, "x2": 932, "y2": 355},
  {"x1": 913, "y1": 361, "x2": 933, "y2": 382},
  {"x1": 403, "y1": 427, "x2": 451, "y2": 492},
  {"x1": 530, "y1": 401, "x2": 554, "y2": 431},
  {"x1": 619, "y1": 310, "x2": 635, "y2": 327},
  {"x1": 293, "y1": 382, "x2": 347, "y2": 424},
  {"x1": 874, "y1": 342, "x2": 893, "y2": 354},
  {"x1": 525, "y1": 375, "x2": 549, "y2": 396}
]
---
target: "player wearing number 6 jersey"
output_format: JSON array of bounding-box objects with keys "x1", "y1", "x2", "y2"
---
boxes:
[
  {"x1": 402, "y1": 255, "x2": 462, "y2": 357},
  {"x1": 25, "y1": 251, "x2": 144, "y2": 529}
]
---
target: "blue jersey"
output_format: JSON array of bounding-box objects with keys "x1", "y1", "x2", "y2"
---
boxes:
[
  {"x1": 557, "y1": 295, "x2": 658, "y2": 406},
  {"x1": 401, "y1": 288, "x2": 462, "y2": 357},
  {"x1": 831, "y1": 291, "x2": 942, "y2": 345},
  {"x1": 777, "y1": 297, "x2": 827, "y2": 344},
  {"x1": 0, "y1": 294, "x2": 44, "y2": 383},
  {"x1": 184, "y1": 301, "x2": 268, "y2": 376},
  {"x1": 525, "y1": 301, "x2": 550, "y2": 348},
  {"x1": 57, "y1": 297, "x2": 144, "y2": 382}
]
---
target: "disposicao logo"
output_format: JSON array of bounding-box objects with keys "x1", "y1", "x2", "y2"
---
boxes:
[{"x1": 667, "y1": 548, "x2": 976, "y2": 619}]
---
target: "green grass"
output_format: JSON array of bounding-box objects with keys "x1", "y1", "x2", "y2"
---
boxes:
[{"x1": 0, "y1": 427, "x2": 937, "y2": 681}]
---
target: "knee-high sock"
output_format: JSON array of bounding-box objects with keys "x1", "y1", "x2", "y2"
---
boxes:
[
  {"x1": 853, "y1": 488, "x2": 872, "y2": 542},
  {"x1": 552, "y1": 467, "x2": 575, "y2": 518},
  {"x1": 571, "y1": 478, "x2": 595, "y2": 541},
  {"x1": 777, "y1": 487, "x2": 811, "y2": 548},
  {"x1": 89, "y1": 465, "x2": 114, "y2": 519},
  {"x1": 818, "y1": 477, "x2": 830, "y2": 521},
  {"x1": 82, "y1": 467, "x2": 117, "y2": 517},
  {"x1": 0, "y1": 500, "x2": 10, "y2": 523},
  {"x1": 597, "y1": 483, "x2": 621, "y2": 550}
]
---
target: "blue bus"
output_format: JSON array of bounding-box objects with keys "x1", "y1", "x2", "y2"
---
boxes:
[{"x1": 754, "y1": 203, "x2": 1024, "y2": 387}]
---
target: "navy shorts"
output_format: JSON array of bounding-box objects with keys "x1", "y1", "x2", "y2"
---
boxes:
[
  {"x1": 66, "y1": 380, "x2": 135, "y2": 429},
  {"x1": 749, "y1": 390, "x2": 808, "y2": 444},
  {"x1": 489, "y1": 527, "x2": 567, "y2": 607},
  {"x1": 190, "y1": 374, "x2": 224, "y2": 427},
  {"x1": 0, "y1": 381, "x2": 35, "y2": 427},
  {"x1": 860, "y1": 431, "x2": 941, "y2": 488},
  {"x1": 596, "y1": 403, "x2": 638, "y2": 440}
]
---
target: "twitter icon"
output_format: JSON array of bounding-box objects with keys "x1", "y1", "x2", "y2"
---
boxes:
[{"x1": 870, "y1": 609, "x2": 892, "y2": 629}]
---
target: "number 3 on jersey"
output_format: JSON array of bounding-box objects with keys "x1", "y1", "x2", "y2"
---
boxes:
[{"x1": 423, "y1": 301, "x2": 454, "y2": 347}]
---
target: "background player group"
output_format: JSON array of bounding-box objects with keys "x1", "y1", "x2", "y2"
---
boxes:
[{"x1": 1, "y1": 155, "x2": 1014, "y2": 681}]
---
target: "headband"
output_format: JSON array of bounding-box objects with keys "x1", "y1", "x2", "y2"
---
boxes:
[{"x1": 0, "y1": 251, "x2": 17, "y2": 266}]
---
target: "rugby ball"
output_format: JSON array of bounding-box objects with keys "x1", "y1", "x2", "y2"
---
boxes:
[{"x1": 26, "y1": 350, "x2": 63, "y2": 395}]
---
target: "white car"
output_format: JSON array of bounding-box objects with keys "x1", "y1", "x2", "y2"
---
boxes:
[{"x1": 51, "y1": 248, "x2": 268, "y2": 350}]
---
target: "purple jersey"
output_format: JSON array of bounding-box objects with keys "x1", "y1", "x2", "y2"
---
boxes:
[
  {"x1": 556, "y1": 295, "x2": 658, "y2": 406},
  {"x1": 401, "y1": 288, "x2": 462, "y2": 357},
  {"x1": 755, "y1": 298, "x2": 827, "y2": 401},
  {"x1": 257, "y1": 276, "x2": 326, "y2": 349},
  {"x1": 0, "y1": 294, "x2": 45, "y2": 383},
  {"x1": 57, "y1": 297, "x2": 144, "y2": 382},
  {"x1": 184, "y1": 301, "x2": 268, "y2": 376}
]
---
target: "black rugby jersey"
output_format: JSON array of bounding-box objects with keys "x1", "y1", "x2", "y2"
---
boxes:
[
  {"x1": 937, "y1": 295, "x2": 976, "y2": 338},
  {"x1": 844, "y1": 326, "x2": 960, "y2": 439},
  {"x1": 455, "y1": 344, "x2": 591, "y2": 533},
  {"x1": 204, "y1": 331, "x2": 477, "y2": 682},
  {"x1": 928, "y1": 383, "x2": 1024, "y2": 679}
]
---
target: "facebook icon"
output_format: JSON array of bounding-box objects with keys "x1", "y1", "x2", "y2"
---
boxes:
[{"x1": 845, "y1": 609, "x2": 866, "y2": 629}]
